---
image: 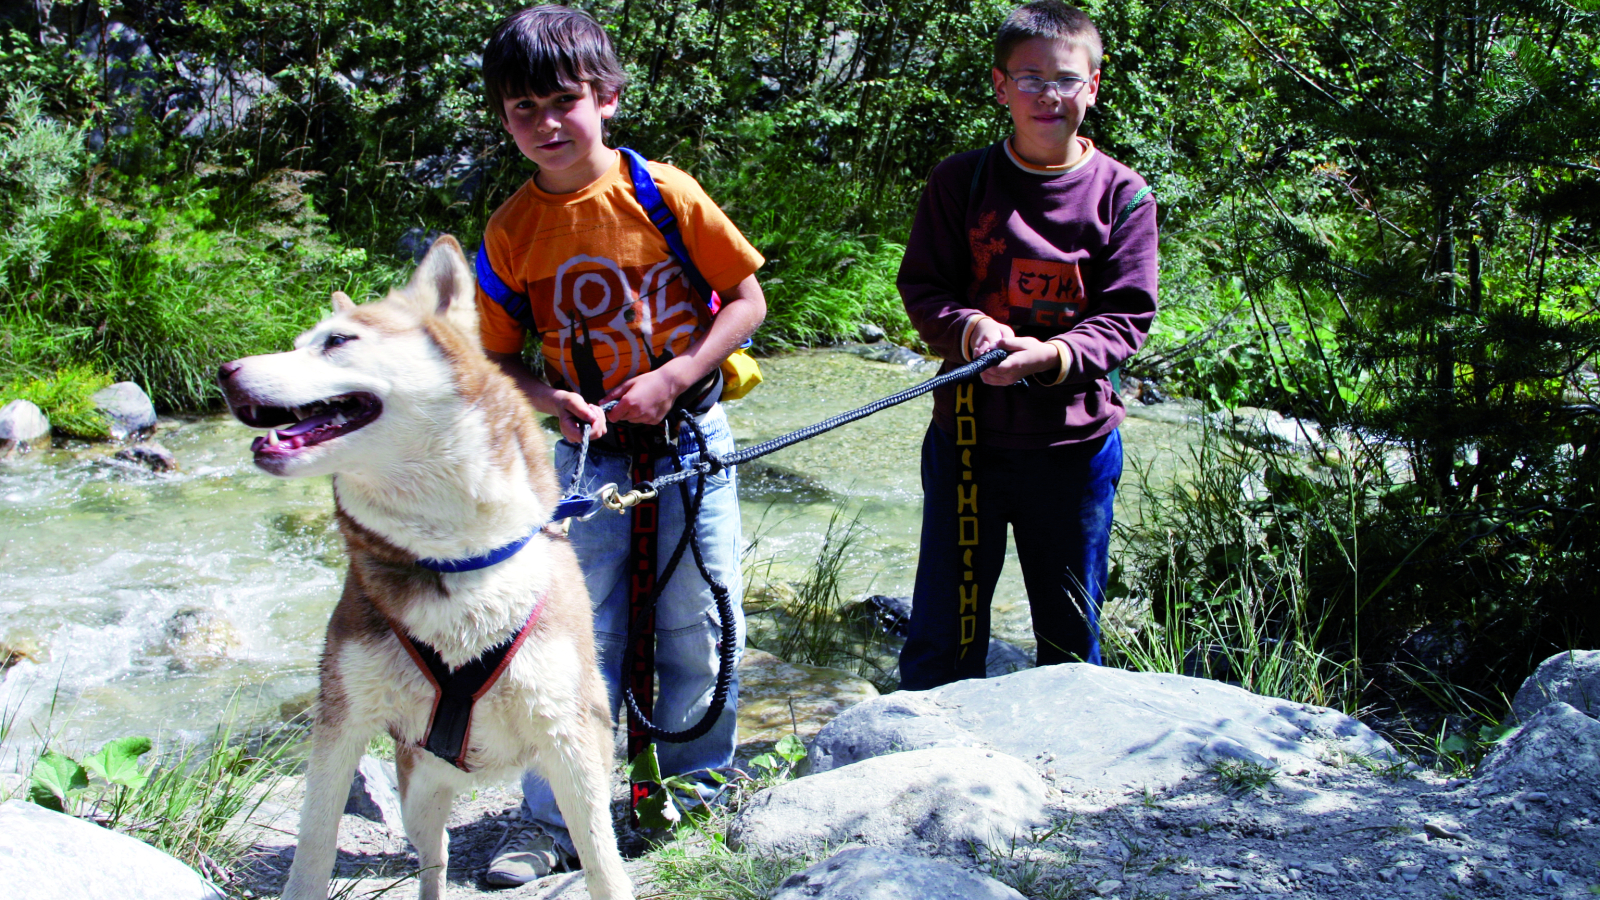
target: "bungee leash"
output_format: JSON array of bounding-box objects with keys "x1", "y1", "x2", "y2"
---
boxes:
[
  {"x1": 593, "y1": 348, "x2": 1010, "y2": 513},
  {"x1": 551, "y1": 348, "x2": 1009, "y2": 755}
]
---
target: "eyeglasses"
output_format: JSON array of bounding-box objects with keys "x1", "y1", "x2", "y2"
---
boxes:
[{"x1": 1009, "y1": 74, "x2": 1090, "y2": 96}]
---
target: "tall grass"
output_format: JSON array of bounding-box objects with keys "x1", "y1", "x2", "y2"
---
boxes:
[
  {"x1": 1105, "y1": 426, "x2": 1371, "y2": 713},
  {"x1": 693, "y1": 144, "x2": 918, "y2": 350},
  {"x1": 2, "y1": 685, "x2": 302, "y2": 886},
  {"x1": 0, "y1": 86, "x2": 406, "y2": 411},
  {"x1": 3, "y1": 173, "x2": 405, "y2": 410},
  {"x1": 746, "y1": 503, "x2": 901, "y2": 692}
]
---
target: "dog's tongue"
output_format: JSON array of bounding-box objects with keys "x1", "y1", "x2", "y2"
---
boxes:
[{"x1": 279, "y1": 412, "x2": 340, "y2": 437}]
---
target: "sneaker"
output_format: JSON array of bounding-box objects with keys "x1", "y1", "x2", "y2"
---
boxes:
[{"x1": 483, "y1": 822, "x2": 576, "y2": 887}]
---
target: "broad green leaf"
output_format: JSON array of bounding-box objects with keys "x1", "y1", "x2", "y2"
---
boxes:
[
  {"x1": 82, "y1": 736, "x2": 153, "y2": 790},
  {"x1": 775, "y1": 734, "x2": 807, "y2": 763},
  {"x1": 750, "y1": 753, "x2": 779, "y2": 772},
  {"x1": 28, "y1": 751, "x2": 89, "y2": 811},
  {"x1": 634, "y1": 788, "x2": 680, "y2": 831},
  {"x1": 627, "y1": 746, "x2": 662, "y2": 785}
]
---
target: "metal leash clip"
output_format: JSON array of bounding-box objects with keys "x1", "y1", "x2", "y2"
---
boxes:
[{"x1": 598, "y1": 483, "x2": 658, "y2": 512}]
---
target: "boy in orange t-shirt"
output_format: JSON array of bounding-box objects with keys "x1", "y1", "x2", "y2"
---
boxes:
[{"x1": 474, "y1": 5, "x2": 766, "y2": 885}]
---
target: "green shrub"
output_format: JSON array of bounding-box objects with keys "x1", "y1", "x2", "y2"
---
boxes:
[
  {"x1": 0, "y1": 83, "x2": 83, "y2": 293},
  {"x1": 3, "y1": 167, "x2": 404, "y2": 410},
  {"x1": 0, "y1": 364, "x2": 113, "y2": 437}
]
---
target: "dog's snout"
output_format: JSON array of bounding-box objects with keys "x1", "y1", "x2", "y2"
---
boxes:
[{"x1": 218, "y1": 361, "x2": 242, "y2": 384}]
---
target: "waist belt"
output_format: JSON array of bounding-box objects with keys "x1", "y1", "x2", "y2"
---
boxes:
[{"x1": 389, "y1": 598, "x2": 546, "y2": 772}]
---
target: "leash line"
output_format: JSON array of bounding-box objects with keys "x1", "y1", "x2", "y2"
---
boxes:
[
  {"x1": 594, "y1": 349, "x2": 1009, "y2": 509},
  {"x1": 564, "y1": 348, "x2": 1008, "y2": 748}
]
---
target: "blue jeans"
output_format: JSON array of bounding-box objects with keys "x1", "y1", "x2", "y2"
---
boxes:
[
  {"x1": 898, "y1": 423, "x2": 1122, "y2": 691},
  {"x1": 520, "y1": 404, "x2": 744, "y2": 852}
]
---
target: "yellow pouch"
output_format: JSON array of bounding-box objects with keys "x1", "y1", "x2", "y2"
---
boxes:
[{"x1": 719, "y1": 348, "x2": 763, "y2": 400}]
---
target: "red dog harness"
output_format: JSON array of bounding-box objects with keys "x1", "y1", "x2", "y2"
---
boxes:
[{"x1": 389, "y1": 598, "x2": 545, "y2": 772}]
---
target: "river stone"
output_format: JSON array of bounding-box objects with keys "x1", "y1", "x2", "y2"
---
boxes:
[
  {"x1": 728, "y1": 746, "x2": 1049, "y2": 856},
  {"x1": 92, "y1": 381, "x2": 157, "y2": 440},
  {"x1": 0, "y1": 799, "x2": 225, "y2": 899},
  {"x1": 987, "y1": 639, "x2": 1033, "y2": 677},
  {"x1": 161, "y1": 607, "x2": 242, "y2": 671},
  {"x1": 346, "y1": 754, "x2": 405, "y2": 832},
  {"x1": 771, "y1": 846, "x2": 1026, "y2": 900},
  {"x1": 115, "y1": 441, "x2": 178, "y2": 472},
  {"x1": 806, "y1": 663, "x2": 1397, "y2": 793},
  {"x1": 0, "y1": 399, "x2": 50, "y2": 449},
  {"x1": 1511, "y1": 650, "x2": 1600, "y2": 722},
  {"x1": 738, "y1": 648, "x2": 879, "y2": 745},
  {"x1": 1477, "y1": 701, "x2": 1600, "y2": 791}
]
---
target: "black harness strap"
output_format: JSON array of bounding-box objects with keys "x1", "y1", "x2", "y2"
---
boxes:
[{"x1": 391, "y1": 599, "x2": 546, "y2": 772}]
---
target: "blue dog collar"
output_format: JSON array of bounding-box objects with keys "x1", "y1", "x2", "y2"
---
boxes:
[{"x1": 416, "y1": 529, "x2": 537, "y2": 573}]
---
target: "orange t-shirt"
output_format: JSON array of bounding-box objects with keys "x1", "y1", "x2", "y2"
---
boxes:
[{"x1": 475, "y1": 153, "x2": 764, "y2": 401}]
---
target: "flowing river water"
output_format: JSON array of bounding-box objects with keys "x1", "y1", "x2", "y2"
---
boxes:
[{"x1": 0, "y1": 348, "x2": 1201, "y2": 767}]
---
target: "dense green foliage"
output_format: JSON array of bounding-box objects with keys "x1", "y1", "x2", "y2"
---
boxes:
[{"x1": 1, "y1": 0, "x2": 1596, "y2": 718}]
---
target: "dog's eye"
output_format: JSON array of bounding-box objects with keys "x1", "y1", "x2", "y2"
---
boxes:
[{"x1": 324, "y1": 333, "x2": 356, "y2": 351}]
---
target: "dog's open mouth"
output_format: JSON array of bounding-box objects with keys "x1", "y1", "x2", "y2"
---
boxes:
[{"x1": 235, "y1": 393, "x2": 383, "y2": 456}]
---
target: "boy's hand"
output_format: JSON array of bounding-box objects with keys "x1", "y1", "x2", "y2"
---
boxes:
[
  {"x1": 968, "y1": 316, "x2": 1015, "y2": 358},
  {"x1": 552, "y1": 390, "x2": 608, "y2": 443},
  {"x1": 604, "y1": 367, "x2": 686, "y2": 426},
  {"x1": 980, "y1": 335, "x2": 1065, "y2": 386}
]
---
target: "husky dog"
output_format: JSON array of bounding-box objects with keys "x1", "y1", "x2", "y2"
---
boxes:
[{"x1": 218, "y1": 236, "x2": 632, "y2": 900}]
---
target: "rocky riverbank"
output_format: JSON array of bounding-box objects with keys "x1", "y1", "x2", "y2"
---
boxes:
[{"x1": 5, "y1": 650, "x2": 1596, "y2": 899}]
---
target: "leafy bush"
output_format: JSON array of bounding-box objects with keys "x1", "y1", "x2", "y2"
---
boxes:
[
  {"x1": 3, "y1": 165, "x2": 403, "y2": 409},
  {"x1": 0, "y1": 83, "x2": 83, "y2": 292},
  {"x1": 0, "y1": 363, "x2": 113, "y2": 437}
]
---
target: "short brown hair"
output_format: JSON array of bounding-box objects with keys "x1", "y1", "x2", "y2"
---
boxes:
[
  {"x1": 483, "y1": 5, "x2": 629, "y2": 117},
  {"x1": 994, "y1": 1, "x2": 1103, "y2": 73}
]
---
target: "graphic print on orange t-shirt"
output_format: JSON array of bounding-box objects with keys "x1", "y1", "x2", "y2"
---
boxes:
[
  {"x1": 543, "y1": 252, "x2": 703, "y2": 401},
  {"x1": 1005, "y1": 258, "x2": 1087, "y2": 332}
]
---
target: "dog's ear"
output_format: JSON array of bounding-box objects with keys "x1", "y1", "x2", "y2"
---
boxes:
[
  {"x1": 331, "y1": 290, "x2": 356, "y2": 314},
  {"x1": 407, "y1": 235, "x2": 480, "y2": 346}
]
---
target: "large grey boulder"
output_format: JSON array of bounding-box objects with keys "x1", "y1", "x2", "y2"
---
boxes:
[
  {"x1": 0, "y1": 399, "x2": 50, "y2": 449},
  {"x1": 91, "y1": 381, "x2": 157, "y2": 440},
  {"x1": 0, "y1": 799, "x2": 225, "y2": 899},
  {"x1": 345, "y1": 754, "x2": 405, "y2": 832},
  {"x1": 1478, "y1": 701, "x2": 1600, "y2": 790},
  {"x1": 1512, "y1": 650, "x2": 1600, "y2": 722},
  {"x1": 807, "y1": 664, "x2": 1396, "y2": 793},
  {"x1": 771, "y1": 846, "x2": 1026, "y2": 900},
  {"x1": 729, "y1": 747, "x2": 1049, "y2": 857}
]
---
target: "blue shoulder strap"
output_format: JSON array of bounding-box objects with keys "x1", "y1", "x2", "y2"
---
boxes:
[
  {"x1": 618, "y1": 147, "x2": 719, "y2": 312},
  {"x1": 475, "y1": 242, "x2": 534, "y2": 330}
]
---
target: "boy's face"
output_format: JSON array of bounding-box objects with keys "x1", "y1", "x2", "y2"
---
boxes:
[
  {"x1": 500, "y1": 81, "x2": 619, "y2": 192},
  {"x1": 991, "y1": 37, "x2": 1100, "y2": 166}
]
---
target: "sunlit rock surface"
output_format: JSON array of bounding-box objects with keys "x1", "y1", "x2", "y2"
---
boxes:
[
  {"x1": 807, "y1": 663, "x2": 1398, "y2": 793},
  {"x1": 0, "y1": 800, "x2": 224, "y2": 899},
  {"x1": 729, "y1": 746, "x2": 1049, "y2": 857}
]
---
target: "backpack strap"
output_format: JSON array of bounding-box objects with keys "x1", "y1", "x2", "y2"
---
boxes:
[
  {"x1": 475, "y1": 242, "x2": 535, "y2": 330},
  {"x1": 1112, "y1": 185, "x2": 1154, "y2": 234},
  {"x1": 619, "y1": 146, "x2": 720, "y2": 314}
]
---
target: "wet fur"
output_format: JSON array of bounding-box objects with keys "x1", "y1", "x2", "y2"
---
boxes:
[{"x1": 219, "y1": 236, "x2": 631, "y2": 900}]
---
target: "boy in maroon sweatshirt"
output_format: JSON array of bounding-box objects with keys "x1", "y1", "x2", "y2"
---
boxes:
[{"x1": 897, "y1": 0, "x2": 1157, "y2": 689}]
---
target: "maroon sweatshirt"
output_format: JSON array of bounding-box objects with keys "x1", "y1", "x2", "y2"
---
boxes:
[{"x1": 899, "y1": 140, "x2": 1158, "y2": 449}]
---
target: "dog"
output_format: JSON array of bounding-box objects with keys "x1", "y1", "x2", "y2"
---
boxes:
[{"x1": 217, "y1": 236, "x2": 632, "y2": 900}]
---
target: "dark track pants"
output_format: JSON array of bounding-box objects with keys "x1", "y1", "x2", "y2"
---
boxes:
[{"x1": 898, "y1": 421, "x2": 1122, "y2": 690}]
